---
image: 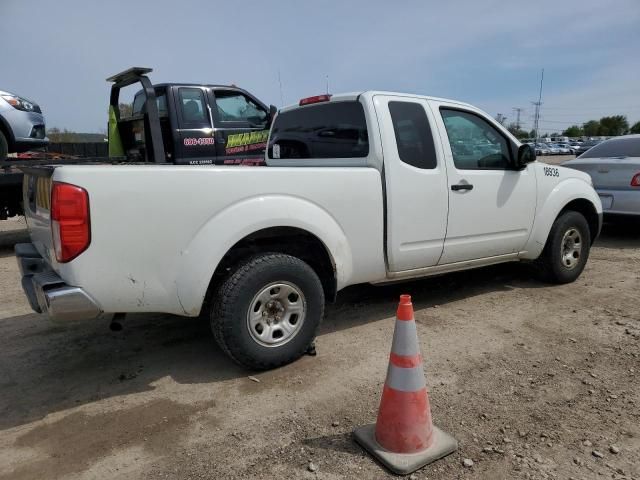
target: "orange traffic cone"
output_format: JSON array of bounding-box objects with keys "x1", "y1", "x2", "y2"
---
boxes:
[{"x1": 354, "y1": 294, "x2": 458, "y2": 475}]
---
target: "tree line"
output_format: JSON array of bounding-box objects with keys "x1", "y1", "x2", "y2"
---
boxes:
[
  {"x1": 560, "y1": 115, "x2": 640, "y2": 137},
  {"x1": 503, "y1": 115, "x2": 640, "y2": 140},
  {"x1": 46, "y1": 103, "x2": 132, "y2": 142},
  {"x1": 46, "y1": 128, "x2": 107, "y2": 143}
]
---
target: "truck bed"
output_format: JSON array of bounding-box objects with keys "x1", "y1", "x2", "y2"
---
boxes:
[{"x1": 23, "y1": 164, "x2": 386, "y2": 316}]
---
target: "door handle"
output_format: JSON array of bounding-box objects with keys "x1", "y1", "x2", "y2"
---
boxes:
[{"x1": 451, "y1": 183, "x2": 474, "y2": 191}]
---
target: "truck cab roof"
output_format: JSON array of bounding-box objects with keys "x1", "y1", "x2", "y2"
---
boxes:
[
  {"x1": 149, "y1": 83, "x2": 251, "y2": 91},
  {"x1": 279, "y1": 91, "x2": 475, "y2": 113},
  {"x1": 107, "y1": 68, "x2": 251, "y2": 94}
]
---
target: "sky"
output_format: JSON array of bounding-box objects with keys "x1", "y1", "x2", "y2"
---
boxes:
[{"x1": 2, "y1": 0, "x2": 639, "y2": 134}]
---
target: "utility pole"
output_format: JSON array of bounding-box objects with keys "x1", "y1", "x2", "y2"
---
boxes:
[
  {"x1": 326, "y1": 75, "x2": 329, "y2": 95},
  {"x1": 531, "y1": 101, "x2": 541, "y2": 139},
  {"x1": 496, "y1": 113, "x2": 507, "y2": 125},
  {"x1": 532, "y1": 69, "x2": 544, "y2": 141},
  {"x1": 512, "y1": 107, "x2": 523, "y2": 130}
]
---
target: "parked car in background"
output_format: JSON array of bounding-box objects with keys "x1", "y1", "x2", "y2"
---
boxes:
[
  {"x1": 535, "y1": 143, "x2": 550, "y2": 155},
  {"x1": 555, "y1": 143, "x2": 572, "y2": 154},
  {"x1": 0, "y1": 89, "x2": 48, "y2": 161},
  {"x1": 563, "y1": 135, "x2": 640, "y2": 218},
  {"x1": 569, "y1": 142, "x2": 583, "y2": 154},
  {"x1": 573, "y1": 141, "x2": 599, "y2": 156},
  {"x1": 547, "y1": 144, "x2": 561, "y2": 155}
]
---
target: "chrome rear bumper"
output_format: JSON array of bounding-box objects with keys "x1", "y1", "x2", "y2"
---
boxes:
[{"x1": 16, "y1": 243, "x2": 101, "y2": 322}]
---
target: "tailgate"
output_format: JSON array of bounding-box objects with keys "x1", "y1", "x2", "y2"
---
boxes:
[{"x1": 21, "y1": 166, "x2": 56, "y2": 262}]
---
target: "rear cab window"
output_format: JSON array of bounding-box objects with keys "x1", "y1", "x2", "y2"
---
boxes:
[
  {"x1": 132, "y1": 90, "x2": 168, "y2": 117},
  {"x1": 268, "y1": 100, "x2": 369, "y2": 163}
]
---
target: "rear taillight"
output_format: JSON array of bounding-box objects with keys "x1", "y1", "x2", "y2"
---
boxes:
[
  {"x1": 299, "y1": 94, "x2": 332, "y2": 106},
  {"x1": 631, "y1": 173, "x2": 640, "y2": 187},
  {"x1": 51, "y1": 182, "x2": 90, "y2": 262}
]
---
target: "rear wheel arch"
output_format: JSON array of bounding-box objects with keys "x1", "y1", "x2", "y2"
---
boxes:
[
  {"x1": 210, "y1": 252, "x2": 325, "y2": 369},
  {"x1": 206, "y1": 227, "x2": 337, "y2": 305}
]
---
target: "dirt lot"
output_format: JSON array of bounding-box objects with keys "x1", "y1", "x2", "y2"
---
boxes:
[{"x1": 1, "y1": 158, "x2": 639, "y2": 480}]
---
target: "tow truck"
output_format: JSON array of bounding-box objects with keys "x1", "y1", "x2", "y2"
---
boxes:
[
  {"x1": 1, "y1": 67, "x2": 275, "y2": 218},
  {"x1": 106, "y1": 67, "x2": 276, "y2": 165}
]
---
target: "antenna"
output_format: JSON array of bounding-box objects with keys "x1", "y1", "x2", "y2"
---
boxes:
[
  {"x1": 277, "y1": 68, "x2": 284, "y2": 106},
  {"x1": 326, "y1": 75, "x2": 329, "y2": 95},
  {"x1": 532, "y1": 69, "x2": 544, "y2": 141}
]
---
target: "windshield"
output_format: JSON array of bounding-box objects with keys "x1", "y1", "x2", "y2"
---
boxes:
[{"x1": 580, "y1": 137, "x2": 640, "y2": 158}]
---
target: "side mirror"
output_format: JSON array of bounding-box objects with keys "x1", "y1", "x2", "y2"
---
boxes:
[
  {"x1": 516, "y1": 143, "x2": 536, "y2": 168},
  {"x1": 268, "y1": 105, "x2": 278, "y2": 127}
]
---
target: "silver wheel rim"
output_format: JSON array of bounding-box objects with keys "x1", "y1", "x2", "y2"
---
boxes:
[
  {"x1": 561, "y1": 228, "x2": 582, "y2": 270},
  {"x1": 246, "y1": 282, "x2": 306, "y2": 347}
]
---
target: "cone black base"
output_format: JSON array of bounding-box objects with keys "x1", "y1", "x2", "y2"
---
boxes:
[{"x1": 354, "y1": 424, "x2": 458, "y2": 475}]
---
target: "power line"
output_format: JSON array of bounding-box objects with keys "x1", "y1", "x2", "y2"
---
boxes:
[
  {"x1": 538, "y1": 117, "x2": 631, "y2": 125},
  {"x1": 539, "y1": 105, "x2": 640, "y2": 111},
  {"x1": 534, "y1": 111, "x2": 640, "y2": 117},
  {"x1": 538, "y1": 119, "x2": 585, "y2": 124}
]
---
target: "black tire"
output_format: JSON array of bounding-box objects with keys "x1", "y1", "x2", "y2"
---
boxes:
[
  {"x1": 0, "y1": 130, "x2": 8, "y2": 161},
  {"x1": 535, "y1": 211, "x2": 591, "y2": 284},
  {"x1": 210, "y1": 253, "x2": 324, "y2": 370}
]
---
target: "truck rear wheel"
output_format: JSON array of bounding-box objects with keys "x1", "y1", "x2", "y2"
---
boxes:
[
  {"x1": 210, "y1": 253, "x2": 324, "y2": 370},
  {"x1": 0, "y1": 131, "x2": 8, "y2": 161},
  {"x1": 535, "y1": 211, "x2": 591, "y2": 284}
]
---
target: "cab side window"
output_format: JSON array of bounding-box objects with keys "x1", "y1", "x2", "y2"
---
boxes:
[
  {"x1": 214, "y1": 91, "x2": 267, "y2": 125},
  {"x1": 389, "y1": 101, "x2": 437, "y2": 169},
  {"x1": 179, "y1": 88, "x2": 207, "y2": 124},
  {"x1": 440, "y1": 109, "x2": 511, "y2": 170}
]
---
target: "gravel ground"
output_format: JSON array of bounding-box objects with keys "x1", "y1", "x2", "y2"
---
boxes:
[{"x1": 0, "y1": 157, "x2": 639, "y2": 479}]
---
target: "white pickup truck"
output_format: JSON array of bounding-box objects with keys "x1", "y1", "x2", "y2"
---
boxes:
[{"x1": 17, "y1": 91, "x2": 602, "y2": 369}]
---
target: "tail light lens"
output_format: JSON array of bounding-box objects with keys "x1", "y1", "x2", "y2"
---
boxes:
[
  {"x1": 51, "y1": 182, "x2": 90, "y2": 262},
  {"x1": 631, "y1": 173, "x2": 640, "y2": 187}
]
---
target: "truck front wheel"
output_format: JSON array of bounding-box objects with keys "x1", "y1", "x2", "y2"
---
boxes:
[
  {"x1": 210, "y1": 253, "x2": 324, "y2": 370},
  {"x1": 535, "y1": 210, "x2": 591, "y2": 284}
]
